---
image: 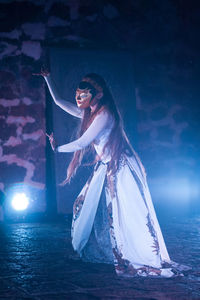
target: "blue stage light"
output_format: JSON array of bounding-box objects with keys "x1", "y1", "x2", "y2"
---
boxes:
[{"x1": 11, "y1": 193, "x2": 29, "y2": 211}]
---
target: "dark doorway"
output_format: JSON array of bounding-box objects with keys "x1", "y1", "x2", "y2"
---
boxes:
[{"x1": 47, "y1": 48, "x2": 137, "y2": 215}]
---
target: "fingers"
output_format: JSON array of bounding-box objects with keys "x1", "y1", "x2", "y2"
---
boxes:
[
  {"x1": 32, "y1": 67, "x2": 50, "y2": 77},
  {"x1": 46, "y1": 132, "x2": 56, "y2": 152},
  {"x1": 32, "y1": 72, "x2": 49, "y2": 76},
  {"x1": 41, "y1": 65, "x2": 50, "y2": 76},
  {"x1": 46, "y1": 132, "x2": 54, "y2": 139}
]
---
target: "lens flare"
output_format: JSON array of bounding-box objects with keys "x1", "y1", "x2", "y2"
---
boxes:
[{"x1": 11, "y1": 193, "x2": 29, "y2": 211}]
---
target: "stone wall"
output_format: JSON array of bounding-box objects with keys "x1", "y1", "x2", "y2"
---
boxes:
[{"x1": 0, "y1": 0, "x2": 199, "y2": 212}]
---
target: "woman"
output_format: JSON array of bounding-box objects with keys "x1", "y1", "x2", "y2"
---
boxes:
[{"x1": 40, "y1": 70, "x2": 182, "y2": 277}]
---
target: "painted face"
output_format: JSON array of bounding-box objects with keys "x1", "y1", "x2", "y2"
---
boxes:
[{"x1": 75, "y1": 88, "x2": 93, "y2": 109}]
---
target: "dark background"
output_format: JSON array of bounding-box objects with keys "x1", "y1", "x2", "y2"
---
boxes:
[{"x1": 0, "y1": 0, "x2": 199, "y2": 220}]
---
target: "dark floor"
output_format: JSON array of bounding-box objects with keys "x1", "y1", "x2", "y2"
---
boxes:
[{"x1": 0, "y1": 215, "x2": 200, "y2": 300}]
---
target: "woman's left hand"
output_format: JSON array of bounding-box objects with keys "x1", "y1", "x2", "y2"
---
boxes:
[
  {"x1": 32, "y1": 66, "x2": 50, "y2": 77},
  {"x1": 46, "y1": 132, "x2": 57, "y2": 151}
]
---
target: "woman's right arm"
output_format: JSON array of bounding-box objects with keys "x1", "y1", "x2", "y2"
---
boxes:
[
  {"x1": 44, "y1": 75, "x2": 83, "y2": 119},
  {"x1": 56, "y1": 110, "x2": 112, "y2": 153}
]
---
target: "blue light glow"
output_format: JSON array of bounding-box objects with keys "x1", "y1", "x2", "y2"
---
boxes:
[{"x1": 11, "y1": 193, "x2": 29, "y2": 211}]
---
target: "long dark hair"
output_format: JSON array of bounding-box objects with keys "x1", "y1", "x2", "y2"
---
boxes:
[{"x1": 61, "y1": 73, "x2": 144, "y2": 185}]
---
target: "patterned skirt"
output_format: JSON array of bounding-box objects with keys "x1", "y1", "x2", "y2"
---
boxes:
[{"x1": 71, "y1": 155, "x2": 187, "y2": 277}]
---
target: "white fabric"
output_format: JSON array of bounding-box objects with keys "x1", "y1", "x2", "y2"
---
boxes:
[
  {"x1": 72, "y1": 156, "x2": 170, "y2": 268},
  {"x1": 108, "y1": 160, "x2": 166, "y2": 268},
  {"x1": 126, "y1": 156, "x2": 170, "y2": 263},
  {"x1": 72, "y1": 162, "x2": 107, "y2": 252}
]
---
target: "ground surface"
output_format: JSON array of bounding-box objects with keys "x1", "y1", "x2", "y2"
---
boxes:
[{"x1": 0, "y1": 215, "x2": 200, "y2": 300}]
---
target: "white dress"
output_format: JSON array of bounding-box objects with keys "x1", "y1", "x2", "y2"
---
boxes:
[{"x1": 45, "y1": 76, "x2": 184, "y2": 277}]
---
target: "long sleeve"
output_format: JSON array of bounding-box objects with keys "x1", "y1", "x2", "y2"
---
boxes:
[
  {"x1": 57, "y1": 111, "x2": 111, "y2": 153},
  {"x1": 44, "y1": 75, "x2": 83, "y2": 118}
]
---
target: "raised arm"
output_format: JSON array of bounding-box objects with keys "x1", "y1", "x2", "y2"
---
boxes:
[
  {"x1": 57, "y1": 110, "x2": 113, "y2": 152},
  {"x1": 44, "y1": 75, "x2": 83, "y2": 118}
]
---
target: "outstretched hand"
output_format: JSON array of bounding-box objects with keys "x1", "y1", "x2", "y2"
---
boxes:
[
  {"x1": 33, "y1": 66, "x2": 50, "y2": 77},
  {"x1": 46, "y1": 132, "x2": 57, "y2": 151}
]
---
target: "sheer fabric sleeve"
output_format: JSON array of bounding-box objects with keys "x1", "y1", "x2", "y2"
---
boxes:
[
  {"x1": 57, "y1": 111, "x2": 111, "y2": 153},
  {"x1": 44, "y1": 75, "x2": 83, "y2": 118}
]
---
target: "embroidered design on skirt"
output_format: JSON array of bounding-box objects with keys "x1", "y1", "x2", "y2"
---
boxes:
[{"x1": 106, "y1": 163, "x2": 165, "y2": 277}]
